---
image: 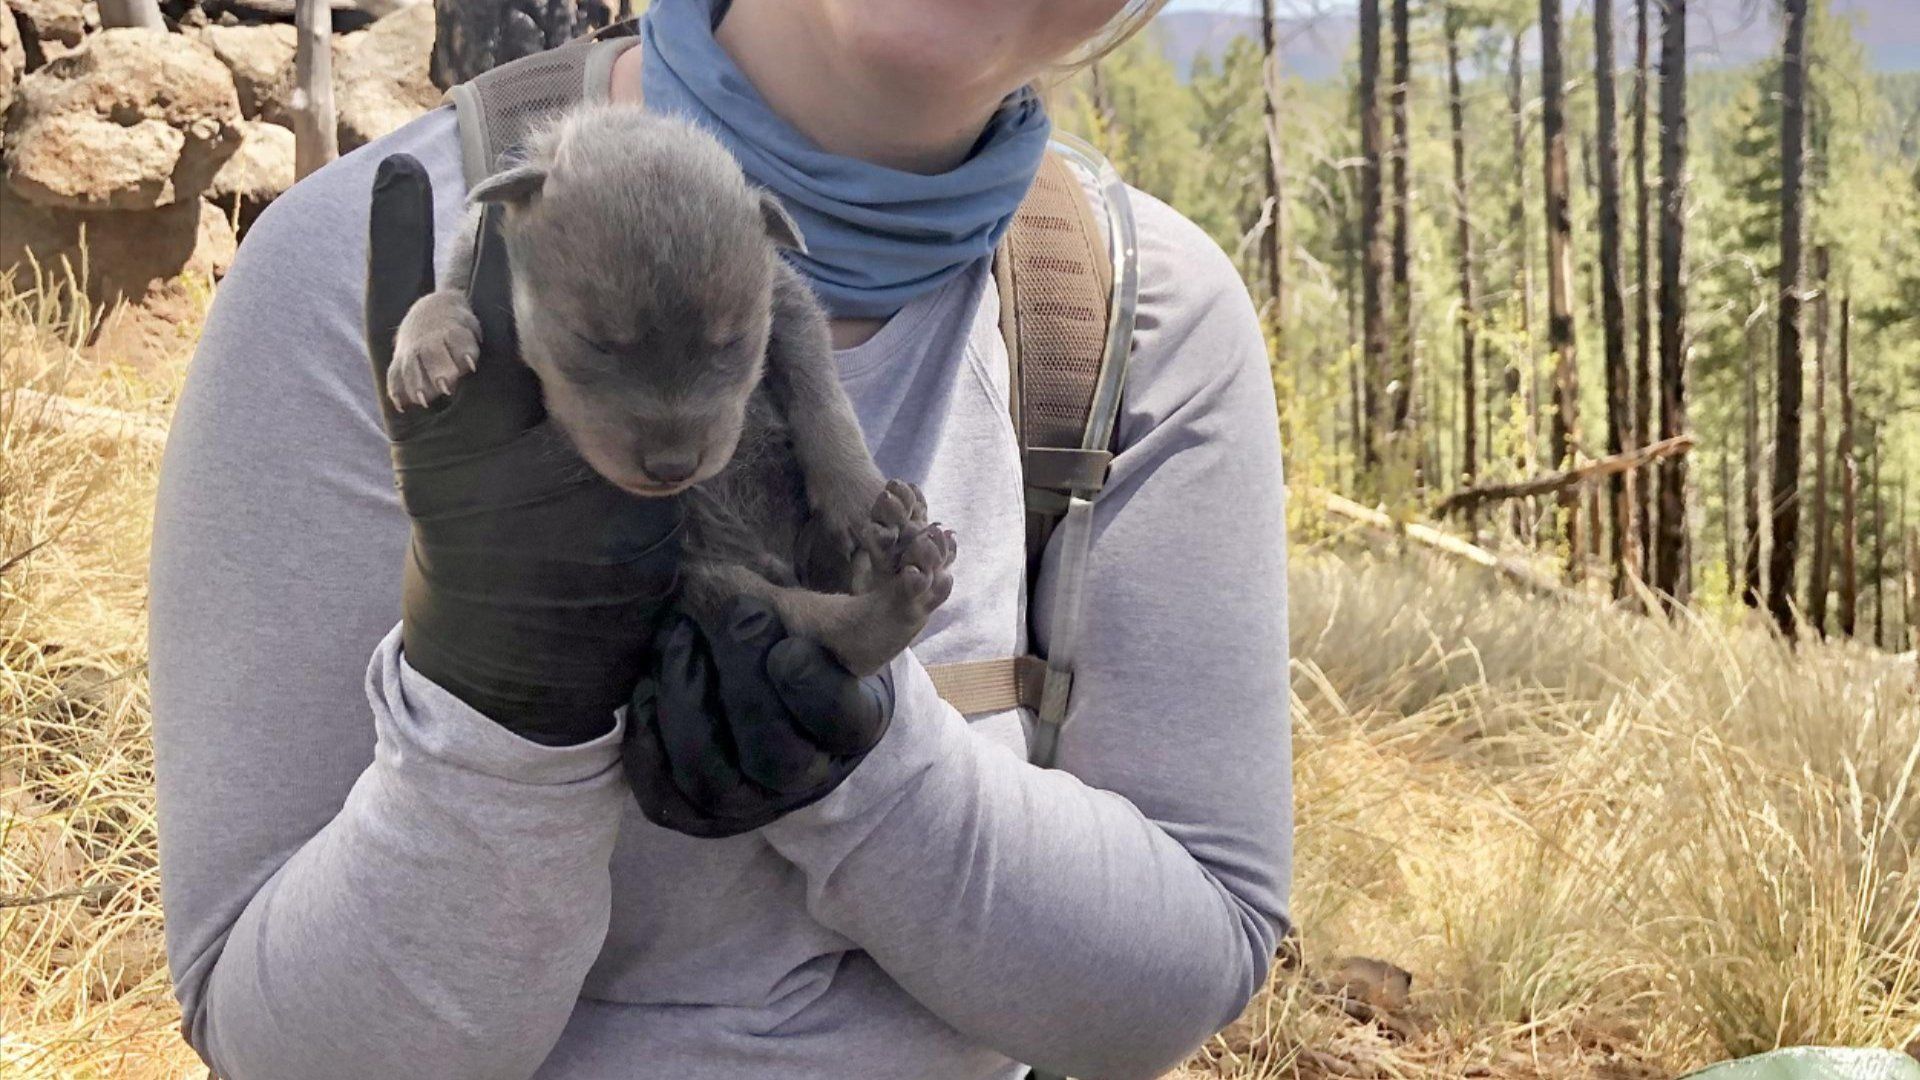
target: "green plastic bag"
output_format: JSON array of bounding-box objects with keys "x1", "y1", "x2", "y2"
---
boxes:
[{"x1": 1681, "y1": 1048, "x2": 1920, "y2": 1080}]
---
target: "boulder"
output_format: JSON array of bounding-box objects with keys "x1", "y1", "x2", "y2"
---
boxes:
[
  {"x1": 205, "y1": 118, "x2": 291, "y2": 205},
  {"x1": 334, "y1": 0, "x2": 435, "y2": 151},
  {"x1": 3, "y1": 28, "x2": 242, "y2": 210},
  {"x1": 8, "y1": 0, "x2": 86, "y2": 44},
  {"x1": 198, "y1": 22, "x2": 293, "y2": 123},
  {"x1": 7, "y1": 0, "x2": 94, "y2": 69},
  {"x1": 0, "y1": 7, "x2": 23, "y2": 118}
]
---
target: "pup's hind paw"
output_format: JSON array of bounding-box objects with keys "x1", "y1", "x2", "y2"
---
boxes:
[
  {"x1": 389, "y1": 289, "x2": 481, "y2": 411},
  {"x1": 856, "y1": 480, "x2": 956, "y2": 614}
]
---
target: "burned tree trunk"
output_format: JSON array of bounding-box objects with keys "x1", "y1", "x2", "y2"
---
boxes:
[
  {"x1": 431, "y1": 0, "x2": 579, "y2": 90},
  {"x1": 1389, "y1": 0, "x2": 1418, "y2": 475},
  {"x1": 1652, "y1": 0, "x2": 1691, "y2": 607},
  {"x1": 1838, "y1": 296, "x2": 1859, "y2": 638},
  {"x1": 1360, "y1": 0, "x2": 1389, "y2": 473},
  {"x1": 1540, "y1": 0, "x2": 1581, "y2": 571},
  {"x1": 1743, "y1": 307, "x2": 1765, "y2": 609},
  {"x1": 1632, "y1": 0, "x2": 1655, "y2": 565},
  {"x1": 1766, "y1": 0, "x2": 1810, "y2": 636},
  {"x1": 1595, "y1": 0, "x2": 1634, "y2": 597},
  {"x1": 1806, "y1": 247, "x2": 1832, "y2": 635},
  {"x1": 1722, "y1": 443, "x2": 1739, "y2": 597},
  {"x1": 1446, "y1": 11, "x2": 1478, "y2": 493},
  {"x1": 1507, "y1": 33, "x2": 1536, "y2": 455}
]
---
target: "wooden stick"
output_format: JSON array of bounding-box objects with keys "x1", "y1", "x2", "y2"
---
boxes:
[
  {"x1": 1433, "y1": 433, "x2": 1695, "y2": 518},
  {"x1": 292, "y1": 0, "x2": 338, "y2": 180},
  {"x1": 97, "y1": 0, "x2": 165, "y2": 29}
]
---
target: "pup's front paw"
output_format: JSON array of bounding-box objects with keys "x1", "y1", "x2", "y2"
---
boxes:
[{"x1": 389, "y1": 289, "x2": 481, "y2": 411}]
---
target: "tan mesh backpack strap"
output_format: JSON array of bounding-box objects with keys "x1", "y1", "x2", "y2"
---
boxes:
[
  {"x1": 445, "y1": 22, "x2": 640, "y2": 187},
  {"x1": 923, "y1": 150, "x2": 1120, "y2": 718},
  {"x1": 1002, "y1": 150, "x2": 1117, "y2": 572}
]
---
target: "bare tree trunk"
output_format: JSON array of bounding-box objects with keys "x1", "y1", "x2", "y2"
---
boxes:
[
  {"x1": 1346, "y1": 175, "x2": 1364, "y2": 484},
  {"x1": 1722, "y1": 443, "x2": 1739, "y2": 596},
  {"x1": 1632, "y1": 0, "x2": 1655, "y2": 563},
  {"x1": 1595, "y1": 0, "x2": 1635, "y2": 598},
  {"x1": 1838, "y1": 296, "x2": 1859, "y2": 637},
  {"x1": 1743, "y1": 305, "x2": 1765, "y2": 608},
  {"x1": 1653, "y1": 0, "x2": 1691, "y2": 607},
  {"x1": 1766, "y1": 0, "x2": 1810, "y2": 636},
  {"x1": 1507, "y1": 31, "x2": 1536, "y2": 541},
  {"x1": 1389, "y1": 0, "x2": 1417, "y2": 473},
  {"x1": 1866, "y1": 417, "x2": 1881, "y2": 641},
  {"x1": 291, "y1": 0, "x2": 337, "y2": 180},
  {"x1": 1259, "y1": 0, "x2": 1286, "y2": 364},
  {"x1": 98, "y1": 0, "x2": 164, "y2": 28},
  {"x1": 1446, "y1": 13, "x2": 1478, "y2": 498},
  {"x1": 1806, "y1": 247, "x2": 1832, "y2": 635},
  {"x1": 1907, "y1": 526, "x2": 1920, "y2": 659},
  {"x1": 431, "y1": 0, "x2": 578, "y2": 90},
  {"x1": 1360, "y1": 0, "x2": 1389, "y2": 475},
  {"x1": 1541, "y1": 0, "x2": 1581, "y2": 573}
]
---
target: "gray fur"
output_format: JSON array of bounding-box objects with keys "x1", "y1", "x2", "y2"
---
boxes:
[{"x1": 388, "y1": 104, "x2": 955, "y2": 675}]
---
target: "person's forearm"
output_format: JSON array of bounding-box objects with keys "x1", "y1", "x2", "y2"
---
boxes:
[
  {"x1": 760, "y1": 665, "x2": 1277, "y2": 1079},
  {"x1": 181, "y1": 629, "x2": 625, "y2": 1080}
]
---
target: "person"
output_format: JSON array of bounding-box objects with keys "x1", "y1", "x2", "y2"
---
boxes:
[{"x1": 147, "y1": 1, "x2": 1294, "y2": 1077}]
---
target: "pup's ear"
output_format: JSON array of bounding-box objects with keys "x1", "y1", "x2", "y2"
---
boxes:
[
  {"x1": 469, "y1": 163, "x2": 549, "y2": 208},
  {"x1": 758, "y1": 191, "x2": 807, "y2": 254}
]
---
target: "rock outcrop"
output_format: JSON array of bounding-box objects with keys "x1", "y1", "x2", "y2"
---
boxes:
[
  {"x1": 0, "y1": 0, "x2": 447, "y2": 361},
  {"x1": 334, "y1": 0, "x2": 434, "y2": 150},
  {"x1": 197, "y1": 21, "x2": 291, "y2": 122},
  {"x1": 3, "y1": 28, "x2": 241, "y2": 210},
  {"x1": 0, "y1": 6, "x2": 24, "y2": 115}
]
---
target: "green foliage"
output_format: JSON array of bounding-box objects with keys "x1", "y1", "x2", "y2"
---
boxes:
[{"x1": 1054, "y1": 4, "x2": 1916, "y2": 628}]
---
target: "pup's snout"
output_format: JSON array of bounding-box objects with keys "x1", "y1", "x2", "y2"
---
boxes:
[{"x1": 640, "y1": 451, "x2": 700, "y2": 485}]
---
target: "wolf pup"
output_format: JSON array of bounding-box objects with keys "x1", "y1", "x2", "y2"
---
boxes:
[{"x1": 387, "y1": 104, "x2": 956, "y2": 677}]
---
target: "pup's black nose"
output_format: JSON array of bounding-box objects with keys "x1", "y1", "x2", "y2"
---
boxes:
[{"x1": 641, "y1": 452, "x2": 699, "y2": 485}]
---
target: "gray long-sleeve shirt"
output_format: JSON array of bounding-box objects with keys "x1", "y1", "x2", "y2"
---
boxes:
[{"x1": 149, "y1": 106, "x2": 1293, "y2": 1080}]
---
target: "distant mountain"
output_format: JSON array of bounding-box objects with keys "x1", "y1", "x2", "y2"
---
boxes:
[{"x1": 1153, "y1": 0, "x2": 1920, "y2": 80}]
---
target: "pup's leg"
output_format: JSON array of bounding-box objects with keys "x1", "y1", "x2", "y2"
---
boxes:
[
  {"x1": 387, "y1": 206, "x2": 484, "y2": 411},
  {"x1": 683, "y1": 504, "x2": 956, "y2": 678},
  {"x1": 760, "y1": 266, "x2": 894, "y2": 582}
]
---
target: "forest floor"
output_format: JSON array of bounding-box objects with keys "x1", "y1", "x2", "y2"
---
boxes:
[{"x1": 4, "y1": 276, "x2": 1919, "y2": 1080}]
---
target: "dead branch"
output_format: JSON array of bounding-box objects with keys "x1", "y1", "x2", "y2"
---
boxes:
[{"x1": 1434, "y1": 434, "x2": 1696, "y2": 518}]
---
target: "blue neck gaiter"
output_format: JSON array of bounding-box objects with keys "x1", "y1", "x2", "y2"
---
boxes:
[{"x1": 638, "y1": 0, "x2": 1053, "y2": 320}]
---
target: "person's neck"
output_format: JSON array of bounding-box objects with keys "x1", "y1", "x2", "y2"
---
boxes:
[{"x1": 710, "y1": 1, "x2": 1006, "y2": 176}]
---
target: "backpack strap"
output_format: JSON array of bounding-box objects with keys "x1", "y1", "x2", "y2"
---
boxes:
[
  {"x1": 445, "y1": 21, "x2": 638, "y2": 185},
  {"x1": 924, "y1": 138, "x2": 1138, "y2": 776}
]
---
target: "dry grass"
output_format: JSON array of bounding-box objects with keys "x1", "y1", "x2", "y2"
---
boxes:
[{"x1": 3, "y1": 273, "x2": 1918, "y2": 1080}]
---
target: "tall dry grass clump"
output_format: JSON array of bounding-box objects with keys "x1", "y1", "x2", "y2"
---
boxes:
[
  {"x1": 1, "y1": 268, "x2": 203, "y2": 1080},
  {"x1": 1207, "y1": 549, "x2": 1920, "y2": 1078}
]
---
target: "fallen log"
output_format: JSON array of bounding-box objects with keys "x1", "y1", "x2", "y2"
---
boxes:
[
  {"x1": 3, "y1": 388, "x2": 169, "y2": 451},
  {"x1": 1302, "y1": 487, "x2": 1586, "y2": 603},
  {"x1": 1434, "y1": 434, "x2": 1696, "y2": 518}
]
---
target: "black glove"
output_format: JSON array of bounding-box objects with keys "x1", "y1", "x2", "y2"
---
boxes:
[
  {"x1": 626, "y1": 598, "x2": 894, "y2": 837},
  {"x1": 364, "y1": 154, "x2": 683, "y2": 744}
]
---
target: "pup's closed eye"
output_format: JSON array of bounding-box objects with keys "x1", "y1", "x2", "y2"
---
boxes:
[{"x1": 568, "y1": 328, "x2": 638, "y2": 356}]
